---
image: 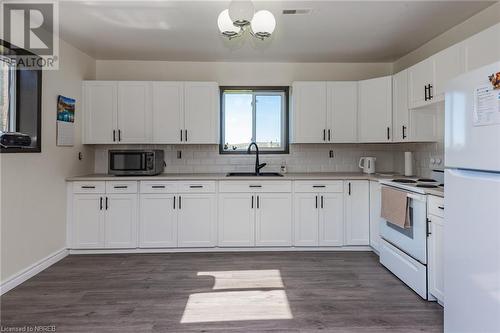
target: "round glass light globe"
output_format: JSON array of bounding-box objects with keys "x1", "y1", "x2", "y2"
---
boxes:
[
  {"x1": 228, "y1": 0, "x2": 255, "y2": 26},
  {"x1": 251, "y1": 10, "x2": 276, "y2": 37},
  {"x1": 217, "y1": 9, "x2": 239, "y2": 36}
]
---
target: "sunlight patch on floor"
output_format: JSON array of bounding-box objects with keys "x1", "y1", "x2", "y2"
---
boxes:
[{"x1": 181, "y1": 269, "x2": 292, "y2": 323}]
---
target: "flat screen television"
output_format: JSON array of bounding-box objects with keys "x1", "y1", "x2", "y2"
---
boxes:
[{"x1": 0, "y1": 39, "x2": 42, "y2": 153}]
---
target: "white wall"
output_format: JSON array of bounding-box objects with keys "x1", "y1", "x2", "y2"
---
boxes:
[{"x1": 0, "y1": 40, "x2": 96, "y2": 284}]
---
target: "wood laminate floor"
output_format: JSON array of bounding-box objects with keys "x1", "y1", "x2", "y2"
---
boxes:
[{"x1": 1, "y1": 252, "x2": 443, "y2": 332}]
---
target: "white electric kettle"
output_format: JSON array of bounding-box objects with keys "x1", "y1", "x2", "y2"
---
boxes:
[{"x1": 359, "y1": 157, "x2": 376, "y2": 174}]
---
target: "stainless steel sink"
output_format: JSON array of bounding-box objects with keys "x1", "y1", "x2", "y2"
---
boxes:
[{"x1": 226, "y1": 172, "x2": 284, "y2": 177}]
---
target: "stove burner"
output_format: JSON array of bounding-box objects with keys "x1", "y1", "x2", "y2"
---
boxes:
[
  {"x1": 417, "y1": 178, "x2": 436, "y2": 182},
  {"x1": 393, "y1": 179, "x2": 417, "y2": 184},
  {"x1": 416, "y1": 184, "x2": 439, "y2": 188}
]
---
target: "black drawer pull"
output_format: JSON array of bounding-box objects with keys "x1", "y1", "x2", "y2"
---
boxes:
[
  {"x1": 189, "y1": 185, "x2": 203, "y2": 188},
  {"x1": 152, "y1": 185, "x2": 165, "y2": 189},
  {"x1": 81, "y1": 186, "x2": 95, "y2": 189},
  {"x1": 249, "y1": 185, "x2": 262, "y2": 188},
  {"x1": 313, "y1": 185, "x2": 326, "y2": 188},
  {"x1": 114, "y1": 186, "x2": 128, "y2": 189},
  {"x1": 438, "y1": 206, "x2": 444, "y2": 210}
]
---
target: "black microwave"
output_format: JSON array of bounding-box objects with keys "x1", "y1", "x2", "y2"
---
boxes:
[{"x1": 108, "y1": 150, "x2": 164, "y2": 176}]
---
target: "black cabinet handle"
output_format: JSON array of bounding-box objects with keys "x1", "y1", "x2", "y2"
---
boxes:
[
  {"x1": 105, "y1": 197, "x2": 109, "y2": 210},
  {"x1": 114, "y1": 185, "x2": 127, "y2": 189},
  {"x1": 315, "y1": 195, "x2": 318, "y2": 209},
  {"x1": 402, "y1": 125, "x2": 407, "y2": 139},
  {"x1": 387, "y1": 127, "x2": 390, "y2": 140},
  {"x1": 321, "y1": 195, "x2": 324, "y2": 209},
  {"x1": 180, "y1": 129, "x2": 183, "y2": 142},
  {"x1": 257, "y1": 195, "x2": 260, "y2": 209},
  {"x1": 429, "y1": 84, "x2": 433, "y2": 100},
  {"x1": 81, "y1": 186, "x2": 95, "y2": 189},
  {"x1": 113, "y1": 130, "x2": 116, "y2": 142},
  {"x1": 99, "y1": 197, "x2": 103, "y2": 210},
  {"x1": 185, "y1": 129, "x2": 188, "y2": 142},
  {"x1": 249, "y1": 185, "x2": 262, "y2": 188},
  {"x1": 189, "y1": 185, "x2": 203, "y2": 188},
  {"x1": 179, "y1": 196, "x2": 182, "y2": 209},
  {"x1": 152, "y1": 185, "x2": 165, "y2": 189},
  {"x1": 328, "y1": 129, "x2": 331, "y2": 141},
  {"x1": 438, "y1": 206, "x2": 444, "y2": 210},
  {"x1": 323, "y1": 129, "x2": 326, "y2": 141},
  {"x1": 424, "y1": 85, "x2": 429, "y2": 101},
  {"x1": 118, "y1": 129, "x2": 121, "y2": 142},
  {"x1": 426, "y1": 218, "x2": 432, "y2": 236},
  {"x1": 173, "y1": 196, "x2": 176, "y2": 209},
  {"x1": 251, "y1": 195, "x2": 254, "y2": 209},
  {"x1": 348, "y1": 182, "x2": 351, "y2": 195},
  {"x1": 313, "y1": 185, "x2": 326, "y2": 188}
]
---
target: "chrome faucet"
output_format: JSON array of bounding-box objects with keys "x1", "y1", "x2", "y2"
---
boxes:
[{"x1": 247, "y1": 142, "x2": 267, "y2": 175}]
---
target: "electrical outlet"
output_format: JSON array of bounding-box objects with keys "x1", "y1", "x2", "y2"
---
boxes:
[
  {"x1": 329, "y1": 150, "x2": 334, "y2": 158},
  {"x1": 177, "y1": 150, "x2": 182, "y2": 159}
]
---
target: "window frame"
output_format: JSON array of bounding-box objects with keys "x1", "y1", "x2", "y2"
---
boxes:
[{"x1": 219, "y1": 86, "x2": 289, "y2": 155}]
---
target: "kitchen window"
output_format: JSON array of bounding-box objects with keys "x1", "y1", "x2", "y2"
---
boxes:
[
  {"x1": 0, "y1": 56, "x2": 16, "y2": 133},
  {"x1": 220, "y1": 87, "x2": 289, "y2": 154}
]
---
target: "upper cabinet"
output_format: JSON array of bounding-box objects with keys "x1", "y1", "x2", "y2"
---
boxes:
[
  {"x1": 392, "y1": 70, "x2": 409, "y2": 143},
  {"x1": 465, "y1": 23, "x2": 500, "y2": 72},
  {"x1": 358, "y1": 76, "x2": 392, "y2": 143},
  {"x1": 291, "y1": 81, "x2": 358, "y2": 143},
  {"x1": 83, "y1": 81, "x2": 219, "y2": 145}
]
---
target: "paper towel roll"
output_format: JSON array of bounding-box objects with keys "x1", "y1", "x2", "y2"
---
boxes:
[{"x1": 404, "y1": 152, "x2": 413, "y2": 176}]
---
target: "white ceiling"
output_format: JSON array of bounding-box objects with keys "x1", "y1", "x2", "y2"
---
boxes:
[{"x1": 59, "y1": 1, "x2": 495, "y2": 62}]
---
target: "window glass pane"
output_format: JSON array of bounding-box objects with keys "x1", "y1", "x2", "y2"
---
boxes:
[
  {"x1": 0, "y1": 59, "x2": 10, "y2": 133},
  {"x1": 256, "y1": 94, "x2": 282, "y2": 149},
  {"x1": 223, "y1": 92, "x2": 253, "y2": 151}
]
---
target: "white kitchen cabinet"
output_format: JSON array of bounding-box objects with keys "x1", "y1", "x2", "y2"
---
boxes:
[
  {"x1": 255, "y1": 193, "x2": 292, "y2": 247},
  {"x1": 433, "y1": 43, "x2": 465, "y2": 100},
  {"x1": 177, "y1": 194, "x2": 216, "y2": 247},
  {"x1": 392, "y1": 70, "x2": 409, "y2": 143},
  {"x1": 291, "y1": 81, "x2": 328, "y2": 143},
  {"x1": 344, "y1": 180, "x2": 370, "y2": 245},
  {"x1": 152, "y1": 82, "x2": 184, "y2": 144},
  {"x1": 139, "y1": 194, "x2": 177, "y2": 248},
  {"x1": 408, "y1": 58, "x2": 434, "y2": 109},
  {"x1": 218, "y1": 193, "x2": 255, "y2": 247},
  {"x1": 327, "y1": 81, "x2": 358, "y2": 142},
  {"x1": 83, "y1": 81, "x2": 117, "y2": 144},
  {"x1": 183, "y1": 82, "x2": 219, "y2": 144},
  {"x1": 117, "y1": 82, "x2": 152, "y2": 143},
  {"x1": 104, "y1": 194, "x2": 138, "y2": 248},
  {"x1": 428, "y1": 214, "x2": 444, "y2": 303},
  {"x1": 465, "y1": 23, "x2": 500, "y2": 72},
  {"x1": 318, "y1": 193, "x2": 344, "y2": 246},
  {"x1": 369, "y1": 181, "x2": 383, "y2": 252},
  {"x1": 358, "y1": 76, "x2": 392, "y2": 143},
  {"x1": 72, "y1": 194, "x2": 104, "y2": 249},
  {"x1": 293, "y1": 193, "x2": 320, "y2": 246}
]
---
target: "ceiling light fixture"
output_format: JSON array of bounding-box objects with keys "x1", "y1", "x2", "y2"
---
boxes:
[{"x1": 217, "y1": 0, "x2": 276, "y2": 40}]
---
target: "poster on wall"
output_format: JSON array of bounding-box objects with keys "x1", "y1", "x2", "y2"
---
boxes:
[{"x1": 56, "y1": 95, "x2": 75, "y2": 146}]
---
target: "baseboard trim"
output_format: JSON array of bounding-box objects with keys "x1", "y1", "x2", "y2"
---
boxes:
[
  {"x1": 69, "y1": 246, "x2": 374, "y2": 255},
  {"x1": 0, "y1": 248, "x2": 68, "y2": 295}
]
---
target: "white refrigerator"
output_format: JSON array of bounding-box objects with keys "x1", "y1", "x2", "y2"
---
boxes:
[{"x1": 444, "y1": 61, "x2": 500, "y2": 333}]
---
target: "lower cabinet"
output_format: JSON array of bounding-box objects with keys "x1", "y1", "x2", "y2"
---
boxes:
[
  {"x1": 177, "y1": 194, "x2": 216, "y2": 247},
  {"x1": 72, "y1": 194, "x2": 104, "y2": 249},
  {"x1": 218, "y1": 193, "x2": 255, "y2": 247},
  {"x1": 344, "y1": 180, "x2": 370, "y2": 245},
  {"x1": 369, "y1": 181, "x2": 383, "y2": 251},
  {"x1": 319, "y1": 193, "x2": 344, "y2": 246},
  {"x1": 139, "y1": 194, "x2": 177, "y2": 248},
  {"x1": 294, "y1": 193, "x2": 319, "y2": 246},
  {"x1": 255, "y1": 193, "x2": 292, "y2": 247},
  {"x1": 428, "y1": 213, "x2": 445, "y2": 303}
]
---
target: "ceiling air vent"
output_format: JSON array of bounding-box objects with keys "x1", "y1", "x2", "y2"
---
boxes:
[{"x1": 282, "y1": 9, "x2": 311, "y2": 15}]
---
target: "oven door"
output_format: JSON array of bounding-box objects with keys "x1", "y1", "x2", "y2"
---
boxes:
[
  {"x1": 109, "y1": 151, "x2": 148, "y2": 174},
  {"x1": 379, "y1": 186, "x2": 427, "y2": 264}
]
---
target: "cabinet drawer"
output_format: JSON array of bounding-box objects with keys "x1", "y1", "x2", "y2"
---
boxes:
[
  {"x1": 178, "y1": 181, "x2": 216, "y2": 193},
  {"x1": 73, "y1": 181, "x2": 105, "y2": 194},
  {"x1": 294, "y1": 180, "x2": 344, "y2": 193},
  {"x1": 140, "y1": 181, "x2": 178, "y2": 194},
  {"x1": 428, "y1": 195, "x2": 445, "y2": 218},
  {"x1": 219, "y1": 181, "x2": 292, "y2": 193},
  {"x1": 106, "y1": 181, "x2": 138, "y2": 194}
]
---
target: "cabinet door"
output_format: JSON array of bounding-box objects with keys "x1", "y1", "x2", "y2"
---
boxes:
[
  {"x1": 358, "y1": 76, "x2": 393, "y2": 142},
  {"x1": 344, "y1": 181, "x2": 370, "y2": 245},
  {"x1": 72, "y1": 194, "x2": 104, "y2": 248},
  {"x1": 139, "y1": 194, "x2": 177, "y2": 248},
  {"x1": 104, "y1": 194, "x2": 138, "y2": 248},
  {"x1": 369, "y1": 181, "x2": 383, "y2": 251},
  {"x1": 392, "y1": 70, "x2": 409, "y2": 142},
  {"x1": 117, "y1": 82, "x2": 152, "y2": 143},
  {"x1": 293, "y1": 193, "x2": 319, "y2": 246},
  {"x1": 465, "y1": 23, "x2": 500, "y2": 72},
  {"x1": 152, "y1": 82, "x2": 184, "y2": 144},
  {"x1": 429, "y1": 215, "x2": 445, "y2": 302},
  {"x1": 255, "y1": 193, "x2": 292, "y2": 247},
  {"x1": 434, "y1": 43, "x2": 465, "y2": 100},
  {"x1": 177, "y1": 194, "x2": 216, "y2": 247},
  {"x1": 83, "y1": 81, "x2": 117, "y2": 144},
  {"x1": 218, "y1": 193, "x2": 255, "y2": 247},
  {"x1": 319, "y1": 193, "x2": 344, "y2": 246},
  {"x1": 327, "y1": 81, "x2": 358, "y2": 142},
  {"x1": 291, "y1": 82, "x2": 327, "y2": 143},
  {"x1": 183, "y1": 82, "x2": 219, "y2": 144},
  {"x1": 408, "y1": 58, "x2": 434, "y2": 108}
]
